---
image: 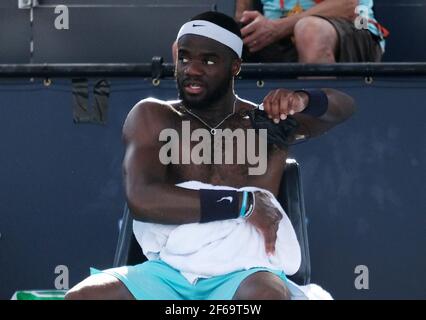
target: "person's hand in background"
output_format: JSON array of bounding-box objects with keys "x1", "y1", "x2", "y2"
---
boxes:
[{"x1": 240, "y1": 11, "x2": 291, "y2": 52}]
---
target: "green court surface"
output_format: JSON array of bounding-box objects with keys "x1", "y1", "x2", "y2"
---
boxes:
[{"x1": 11, "y1": 290, "x2": 67, "y2": 300}]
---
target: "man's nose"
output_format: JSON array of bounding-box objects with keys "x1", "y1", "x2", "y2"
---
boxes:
[{"x1": 184, "y1": 60, "x2": 204, "y2": 76}]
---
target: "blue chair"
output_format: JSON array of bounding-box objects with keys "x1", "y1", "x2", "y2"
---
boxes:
[{"x1": 113, "y1": 158, "x2": 311, "y2": 285}]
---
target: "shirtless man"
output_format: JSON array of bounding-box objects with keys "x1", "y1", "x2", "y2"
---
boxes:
[{"x1": 65, "y1": 11, "x2": 355, "y2": 300}]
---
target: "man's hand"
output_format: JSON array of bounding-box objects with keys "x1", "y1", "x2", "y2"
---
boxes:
[
  {"x1": 240, "y1": 11, "x2": 281, "y2": 52},
  {"x1": 262, "y1": 89, "x2": 309, "y2": 124},
  {"x1": 247, "y1": 191, "x2": 283, "y2": 255}
]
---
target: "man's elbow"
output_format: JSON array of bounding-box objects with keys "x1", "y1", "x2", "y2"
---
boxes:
[
  {"x1": 341, "y1": 94, "x2": 356, "y2": 120},
  {"x1": 324, "y1": 88, "x2": 356, "y2": 122},
  {"x1": 334, "y1": 94, "x2": 356, "y2": 125},
  {"x1": 126, "y1": 191, "x2": 155, "y2": 222}
]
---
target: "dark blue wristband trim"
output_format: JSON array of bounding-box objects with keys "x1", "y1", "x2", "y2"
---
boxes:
[
  {"x1": 199, "y1": 189, "x2": 240, "y2": 223},
  {"x1": 296, "y1": 89, "x2": 328, "y2": 118}
]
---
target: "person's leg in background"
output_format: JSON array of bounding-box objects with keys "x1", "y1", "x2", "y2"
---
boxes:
[
  {"x1": 294, "y1": 16, "x2": 383, "y2": 63},
  {"x1": 293, "y1": 16, "x2": 338, "y2": 63},
  {"x1": 243, "y1": 15, "x2": 382, "y2": 64}
]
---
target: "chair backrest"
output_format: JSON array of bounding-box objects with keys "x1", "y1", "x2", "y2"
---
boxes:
[
  {"x1": 277, "y1": 159, "x2": 311, "y2": 285},
  {"x1": 113, "y1": 158, "x2": 311, "y2": 285}
]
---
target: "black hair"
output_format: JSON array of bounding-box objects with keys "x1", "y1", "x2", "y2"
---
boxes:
[{"x1": 190, "y1": 11, "x2": 242, "y2": 40}]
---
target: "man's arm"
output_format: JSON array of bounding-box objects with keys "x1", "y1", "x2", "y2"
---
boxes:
[
  {"x1": 240, "y1": 0, "x2": 358, "y2": 52},
  {"x1": 123, "y1": 99, "x2": 283, "y2": 253},
  {"x1": 261, "y1": 88, "x2": 356, "y2": 139},
  {"x1": 122, "y1": 99, "x2": 201, "y2": 225}
]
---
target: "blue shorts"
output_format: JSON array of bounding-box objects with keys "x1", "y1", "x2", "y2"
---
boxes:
[{"x1": 90, "y1": 260, "x2": 288, "y2": 300}]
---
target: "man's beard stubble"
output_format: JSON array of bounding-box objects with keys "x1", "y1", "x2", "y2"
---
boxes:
[{"x1": 177, "y1": 75, "x2": 233, "y2": 110}]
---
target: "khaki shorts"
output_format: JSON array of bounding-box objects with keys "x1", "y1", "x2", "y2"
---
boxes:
[{"x1": 243, "y1": 16, "x2": 383, "y2": 63}]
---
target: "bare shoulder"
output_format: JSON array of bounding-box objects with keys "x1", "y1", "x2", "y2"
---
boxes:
[
  {"x1": 123, "y1": 98, "x2": 181, "y2": 144},
  {"x1": 124, "y1": 98, "x2": 180, "y2": 125}
]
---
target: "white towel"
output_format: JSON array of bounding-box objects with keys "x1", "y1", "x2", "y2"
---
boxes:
[{"x1": 133, "y1": 181, "x2": 332, "y2": 300}]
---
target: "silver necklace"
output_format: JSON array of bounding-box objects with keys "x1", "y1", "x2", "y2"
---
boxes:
[{"x1": 182, "y1": 96, "x2": 238, "y2": 135}]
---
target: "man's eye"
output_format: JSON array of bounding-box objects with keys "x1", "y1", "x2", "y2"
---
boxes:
[
  {"x1": 181, "y1": 58, "x2": 188, "y2": 63},
  {"x1": 206, "y1": 60, "x2": 215, "y2": 65}
]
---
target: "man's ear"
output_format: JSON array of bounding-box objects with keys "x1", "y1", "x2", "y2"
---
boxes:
[
  {"x1": 172, "y1": 40, "x2": 178, "y2": 65},
  {"x1": 232, "y1": 59, "x2": 242, "y2": 76}
]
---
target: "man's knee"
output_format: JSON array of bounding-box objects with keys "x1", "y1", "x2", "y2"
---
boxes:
[
  {"x1": 64, "y1": 286, "x2": 93, "y2": 300},
  {"x1": 233, "y1": 271, "x2": 291, "y2": 300},
  {"x1": 294, "y1": 16, "x2": 337, "y2": 51},
  {"x1": 294, "y1": 16, "x2": 337, "y2": 43}
]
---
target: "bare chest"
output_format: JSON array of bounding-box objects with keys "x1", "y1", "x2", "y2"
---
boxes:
[{"x1": 161, "y1": 114, "x2": 287, "y2": 190}]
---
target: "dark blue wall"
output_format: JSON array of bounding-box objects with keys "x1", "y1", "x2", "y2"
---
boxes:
[
  {"x1": 375, "y1": 0, "x2": 426, "y2": 61},
  {"x1": 0, "y1": 0, "x2": 235, "y2": 64},
  {"x1": 0, "y1": 77, "x2": 425, "y2": 299},
  {"x1": 1, "y1": 0, "x2": 426, "y2": 63}
]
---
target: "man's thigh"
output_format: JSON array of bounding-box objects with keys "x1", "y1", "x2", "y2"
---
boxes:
[
  {"x1": 317, "y1": 16, "x2": 383, "y2": 62},
  {"x1": 89, "y1": 261, "x2": 187, "y2": 300},
  {"x1": 65, "y1": 272, "x2": 134, "y2": 300}
]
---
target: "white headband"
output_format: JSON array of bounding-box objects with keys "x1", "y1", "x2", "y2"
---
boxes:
[{"x1": 177, "y1": 20, "x2": 243, "y2": 58}]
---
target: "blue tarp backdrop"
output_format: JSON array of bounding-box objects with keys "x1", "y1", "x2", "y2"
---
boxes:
[{"x1": 0, "y1": 77, "x2": 425, "y2": 299}]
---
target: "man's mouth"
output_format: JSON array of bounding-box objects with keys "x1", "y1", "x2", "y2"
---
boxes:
[{"x1": 183, "y1": 81, "x2": 206, "y2": 95}]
